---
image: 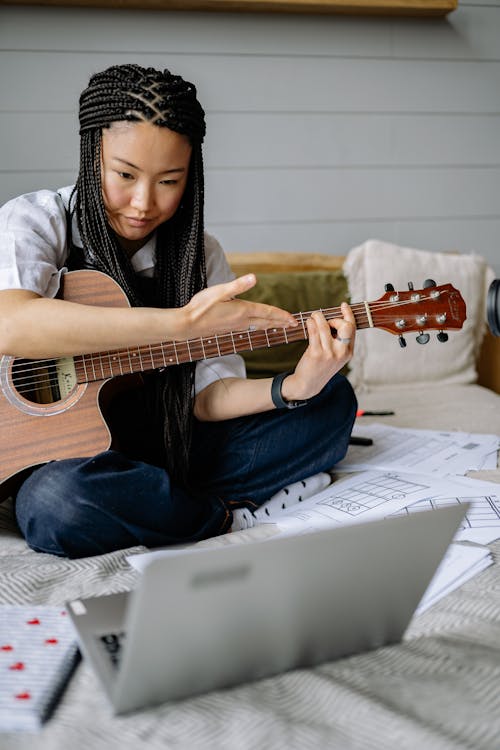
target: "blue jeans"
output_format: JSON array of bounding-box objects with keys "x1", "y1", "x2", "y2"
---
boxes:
[{"x1": 15, "y1": 374, "x2": 356, "y2": 558}]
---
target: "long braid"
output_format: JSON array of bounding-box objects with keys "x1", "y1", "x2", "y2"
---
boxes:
[{"x1": 74, "y1": 64, "x2": 207, "y2": 486}]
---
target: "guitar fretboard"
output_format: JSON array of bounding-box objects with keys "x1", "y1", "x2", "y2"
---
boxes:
[{"x1": 73, "y1": 304, "x2": 368, "y2": 384}]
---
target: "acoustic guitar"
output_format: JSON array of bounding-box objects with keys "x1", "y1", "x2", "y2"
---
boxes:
[{"x1": 0, "y1": 270, "x2": 466, "y2": 501}]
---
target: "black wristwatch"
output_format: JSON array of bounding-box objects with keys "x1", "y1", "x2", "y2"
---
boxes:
[{"x1": 271, "y1": 371, "x2": 309, "y2": 410}]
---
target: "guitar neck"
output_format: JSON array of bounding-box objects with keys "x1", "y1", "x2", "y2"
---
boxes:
[{"x1": 74, "y1": 303, "x2": 368, "y2": 384}]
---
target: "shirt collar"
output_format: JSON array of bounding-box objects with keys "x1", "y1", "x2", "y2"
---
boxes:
[{"x1": 129, "y1": 235, "x2": 156, "y2": 274}]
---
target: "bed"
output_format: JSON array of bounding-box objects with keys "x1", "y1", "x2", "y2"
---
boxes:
[{"x1": 1, "y1": 240, "x2": 499, "y2": 749}]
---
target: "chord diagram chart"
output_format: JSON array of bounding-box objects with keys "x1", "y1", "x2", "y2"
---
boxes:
[
  {"x1": 318, "y1": 474, "x2": 429, "y2": 517},
  {"x1": 394, "y1": 494, "x2": 500, "y2": 532},
  {"x1": 374, "y1": 435, "x2": 447, "y2": 468}
]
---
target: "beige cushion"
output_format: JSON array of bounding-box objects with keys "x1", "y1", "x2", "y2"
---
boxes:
[{"x1": 343, "y1": 239, "x2": 494, "y2": 390}]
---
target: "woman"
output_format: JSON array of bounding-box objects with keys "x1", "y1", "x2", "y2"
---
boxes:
[{"x1": 0, "y1": 64, "x2": 357, "y2": 558}]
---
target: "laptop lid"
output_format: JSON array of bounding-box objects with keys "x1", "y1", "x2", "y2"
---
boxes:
[{"x1": 69, "y1": 503, "x2": 466, "y2": 714}]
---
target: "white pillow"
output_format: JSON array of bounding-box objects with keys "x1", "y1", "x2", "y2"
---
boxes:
[{"x1": 343, "y1": 239, "x2": 494, "y2": 390}]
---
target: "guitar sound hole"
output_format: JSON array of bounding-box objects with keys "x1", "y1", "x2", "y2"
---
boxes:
[{"x1": 11, "y1": 357, "x2": 76, "y2": 405}]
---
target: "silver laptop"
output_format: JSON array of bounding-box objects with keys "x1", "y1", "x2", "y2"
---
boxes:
[{"x1": 67, "y1": 504, "x2": 466, "y2": 715}]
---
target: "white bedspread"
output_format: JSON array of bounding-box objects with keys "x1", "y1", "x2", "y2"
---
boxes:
[{"x1": 1, "y1": 384, "x2": 499, "y2": 750}]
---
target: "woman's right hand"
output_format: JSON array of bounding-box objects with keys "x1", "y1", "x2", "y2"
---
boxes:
[{"x1": 182, "y1": 274, "x2": 298, "y2": 338}]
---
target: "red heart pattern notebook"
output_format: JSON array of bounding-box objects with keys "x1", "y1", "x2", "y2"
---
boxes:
[{"x1": 0, "y1": 606, "x2": 79, "y2": 732}]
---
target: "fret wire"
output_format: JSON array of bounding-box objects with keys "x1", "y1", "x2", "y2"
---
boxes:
[
  {"x1": 160, "y1": 343, "x2": 167, "y2": 368},
  {"x1": 84, "y1": 354, "x2": 92, "y2": 381},
  {"x1": 299, "y1": 312, "x2": 307, "y2": 338},
  {"x1": 186, "y1": 340, "x2": 192, "y2": 362},
  {"x1": 136, "y1": 347, "x2": 144, "y2": 371},
  {"x1": 229, "y1": 330, "x2": 236, "y2": 354},
  {"x1": 82, "y1": 355, "x2": 89, "y2": 383},
  {"x1": 200, "y1": 336, "x2": 207, "y2": 359},
  {"x1": 189, "y1": 341, "x2": 203, "y2": 360},
  {"x1": 97, "y1": 354, "x2": 105, "y2": 380}
]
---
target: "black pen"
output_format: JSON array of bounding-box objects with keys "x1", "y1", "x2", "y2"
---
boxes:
[
  {"x1": 349, "y1": 436, "x2": 374, "y2": 446},
  {"x1": 356, "y1": 410, "x2": 395, "y2": 417}
]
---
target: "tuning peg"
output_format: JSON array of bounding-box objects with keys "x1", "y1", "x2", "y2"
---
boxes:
[
  {"x1": 399, "y1": 335, "x2": 407, "y2": 348},
  {"x1": 423, "y1": 279, "x2": 437, "y2": 288},
  {"x1": 437, "y1": 331, "x2": 449, "y2": 343},
  {"x1": 384, "y1": 283, "x2": 394, "y2": 292},
  {"x1": 416, "y1": 332, "x2": 430, "y2": 345},
  {"x1": 408, "y1": 281, "x2": 414, "y2": 291}
]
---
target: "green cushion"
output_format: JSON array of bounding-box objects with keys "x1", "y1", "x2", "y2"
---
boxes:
[{"x1": 238, "y1": 270, "x2": 349, "y2": 379}]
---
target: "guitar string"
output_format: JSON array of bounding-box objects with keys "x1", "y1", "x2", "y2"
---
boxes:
[
  {"x1": 7, "y1": 295, "x2": 454, "y2": 392},
  {"x1": 10, "y1": 316, "x2": 451, "y2": 396},
  {"x1": 9, "y1": 310, "x2": 454, "y2": 393},
  {"x1": 9, "y1": 303, "x2": 450, "y2": 392},
  {"x1": 8, "y1": 293, "x2": 452, "y2": 378},
  {"x1": 6, "y1": 292, "x2": 452, "y2": 378}
]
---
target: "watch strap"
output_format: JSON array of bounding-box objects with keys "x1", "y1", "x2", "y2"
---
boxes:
[{"x1": 271, "y1": 371, "x2": 308, "y2": 410}]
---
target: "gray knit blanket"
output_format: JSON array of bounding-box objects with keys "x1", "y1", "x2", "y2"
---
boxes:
[{"x1": 0, "y1": 491, "x2": 499, "y2": 750}]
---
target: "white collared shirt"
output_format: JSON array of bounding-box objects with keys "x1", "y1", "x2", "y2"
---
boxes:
[{"x1": 0, "y1": 185, "x2": 246, "y2": 394}]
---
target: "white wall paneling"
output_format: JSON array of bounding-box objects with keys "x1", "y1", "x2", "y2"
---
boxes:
[{"x1": 1, "y1": 3, "x2": 499, "y2": 273}]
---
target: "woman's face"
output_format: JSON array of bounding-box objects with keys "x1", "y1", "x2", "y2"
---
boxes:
[{"x1": 100, "y1": 120, "x2": 192, "y2": 254}]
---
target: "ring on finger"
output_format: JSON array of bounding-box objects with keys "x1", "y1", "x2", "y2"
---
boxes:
[{"x1": 337, "y1": 337, "x2": 352, "y2": 344}]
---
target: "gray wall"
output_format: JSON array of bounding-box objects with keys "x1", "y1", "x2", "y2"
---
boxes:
[{"x1": 1, "y1": 2, "x2": 499, "y2": 274}]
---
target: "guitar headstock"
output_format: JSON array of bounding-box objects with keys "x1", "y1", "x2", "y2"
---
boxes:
[{"x1": 369, "y1": 281, "x2": 466, "y2": 347}]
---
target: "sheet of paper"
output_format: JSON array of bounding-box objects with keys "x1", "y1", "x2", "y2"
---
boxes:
[
  {"x1": 391, "y1": 474, "x2": 500, "y2": 545},
  {"x1": 127, "y1": 524, "x2": 280, "y2": 573},
  {"x1": 334, "y1": 423, "x2": 499, "y2": 476},
  {"x1": 127, "y1": 468, "x2": 496, "y2": 618},
  {"x1": 415, "y1": 543, "x2": 493, "y2": 614},
  {"x1": 272, "y1": 470, "x2": 469, "y2": 534},
  {"x1": 127, "y1": 470, "x2": 460, "y2": 571}
]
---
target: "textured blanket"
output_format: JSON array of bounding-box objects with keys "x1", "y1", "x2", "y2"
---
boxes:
[{"x1": 1, "y1": 384, "x2": 499, "y2": 750}]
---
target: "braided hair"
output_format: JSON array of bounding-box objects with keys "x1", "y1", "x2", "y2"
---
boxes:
[{"x1": 73, "y1": 63, "x2": 207, "y2": 486}]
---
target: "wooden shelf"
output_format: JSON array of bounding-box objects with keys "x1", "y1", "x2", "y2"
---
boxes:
[{"x1": 0, "y1": 1, "x2": 459, "y2": 18}]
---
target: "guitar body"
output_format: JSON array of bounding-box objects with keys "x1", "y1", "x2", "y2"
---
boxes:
[{"x1": 0, "y1": 271, "x2": 130, "y2": 501}]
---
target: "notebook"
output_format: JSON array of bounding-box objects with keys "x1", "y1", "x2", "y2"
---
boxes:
[
  {"x1": 67, "y1": 504, "x2": 466, "y2": 715},
  {"x1": 0, "y1": 605, "x2": 79, "y2": 732}
]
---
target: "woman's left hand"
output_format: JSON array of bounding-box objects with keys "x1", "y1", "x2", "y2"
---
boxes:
[{"x1": 280, "y1": 302, "x2": 356, "y2": 402}]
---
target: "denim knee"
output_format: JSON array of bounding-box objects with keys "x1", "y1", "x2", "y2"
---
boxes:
[
  {"x1": 330, "y1": 373, "x2": 358, "y2": 428},
  {"x1": 15, "y1": 456, "x2": 148, "y2": 558},
  {"x1": 313, "y1": 373, "x2": 358, "y2": 464},
  {"x1": 14, "y1": 453, "x2": 230, "y2": 558},
  {"x1": 15, "y1": 459, "x2": 109, "y2": 557}
]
